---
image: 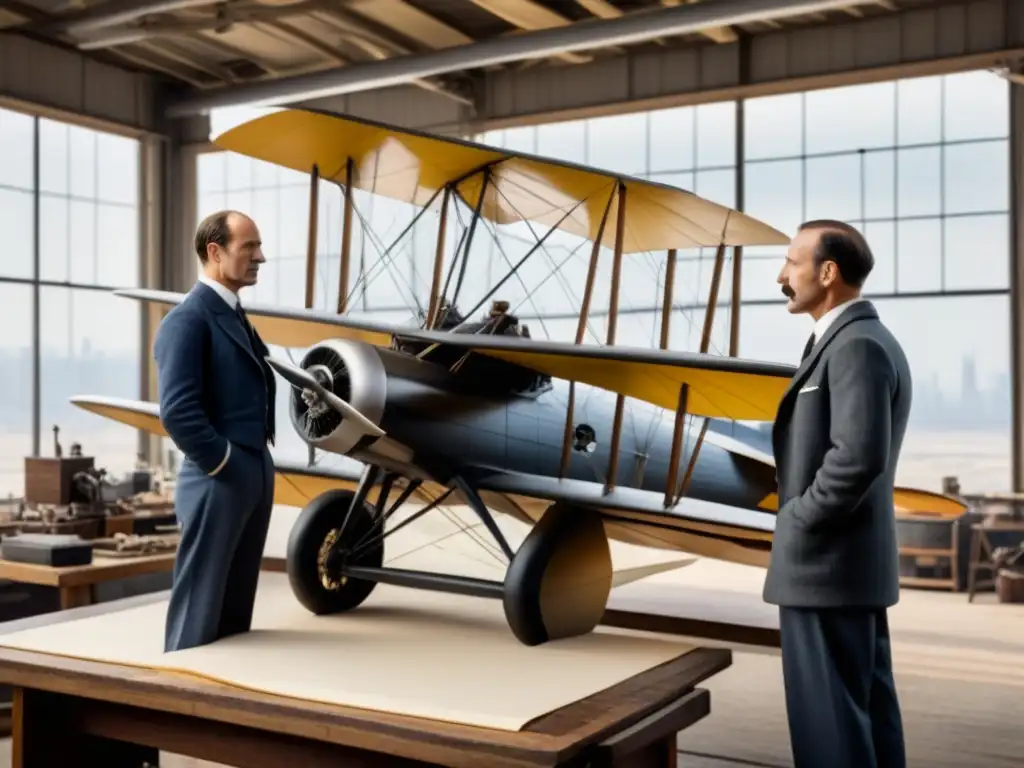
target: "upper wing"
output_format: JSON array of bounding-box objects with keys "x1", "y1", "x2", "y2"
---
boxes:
[
  {"x1": 116, "y1": 288, "x2": 401, "y2": 348},
  {"x1": 214, "y1": 108, "x2": 791, "y2": 253},
  {"x1": 402, "y1": 329, "x2": 797, "y2": 421}
]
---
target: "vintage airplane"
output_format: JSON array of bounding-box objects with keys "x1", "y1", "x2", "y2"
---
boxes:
[{"x1": 71, "y1": 108, "x2": 967, "y2": 647}]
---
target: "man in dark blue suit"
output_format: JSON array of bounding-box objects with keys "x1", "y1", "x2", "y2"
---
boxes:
[
  {"x1": 155, "y1": 209, "x2": 277, "y2": 652},
  {"x1": 766, "y1": 220, "x2": 909, "y2": 768}
]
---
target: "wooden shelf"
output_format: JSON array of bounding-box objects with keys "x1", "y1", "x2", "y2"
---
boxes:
[{"x1": 898, "y1": 543, "x2": 957, "y2": 591}]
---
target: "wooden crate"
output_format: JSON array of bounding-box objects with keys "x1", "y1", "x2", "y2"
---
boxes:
[{"x1": 23, "y1": 457, "x2": 95, "y2": 506}]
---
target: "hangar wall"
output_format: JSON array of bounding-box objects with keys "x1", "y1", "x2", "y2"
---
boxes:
[{"x1": 0, "y1": 33, "x2": 162, "y2": 136}]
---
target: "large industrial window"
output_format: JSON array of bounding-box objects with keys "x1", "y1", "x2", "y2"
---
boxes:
[
  {"x1": 191, "y1": 68, "x2": 1012, "y2": 493},
  {"x1": 0, "y1": 107, "x2": 143, "y2": 500}
]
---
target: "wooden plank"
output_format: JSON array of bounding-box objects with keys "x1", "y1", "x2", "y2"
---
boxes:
[{"x1": 58, "y1": 694, "x2": 441, "y2": 768}]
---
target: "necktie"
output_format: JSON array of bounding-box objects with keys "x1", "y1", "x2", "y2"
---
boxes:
[
  {"x1": 235, "y1": 303, "x2": 257, "y2": 351},
  {"x1": 236, "y1": 302, "x2": 275, "y2": 444},
  {"x1": 801, "y1": 334, "x2": 815, "y2": 362}
]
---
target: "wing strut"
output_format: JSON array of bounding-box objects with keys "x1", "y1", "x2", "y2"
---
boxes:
[
  {"x1": 425, "y1": 185, "x2": 453, "y2": 330},
  {"x1": 603, "y1": 181, "x2": 628, "y2": 495},
  {"x1": 665, "y1": 213, "x2": 732, "y2": 507},
  {"x1": 659, "y1": 248, "x2": 677, "y2": 350},
  {"x1": 439, "y1": 168, "x2": 491, "y2": 326},
  {"x1": 337, "y1": 157, "x2": 355, "y2": 313},
  {"x1": 559, "y1": 184, "x2": 617, "y2": 478},
  {"x1": 305, "y1": 163, "x2": 320, "y2": 309}
]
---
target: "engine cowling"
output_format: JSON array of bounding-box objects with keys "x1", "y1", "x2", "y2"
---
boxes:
[{"x1": 288, "y1": 338, "x2": 388, "y2": 456}]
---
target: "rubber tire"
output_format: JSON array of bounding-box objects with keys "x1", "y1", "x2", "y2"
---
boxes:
[{"x1": 286, "y1": 489, "x2": 383, "y2": 615}]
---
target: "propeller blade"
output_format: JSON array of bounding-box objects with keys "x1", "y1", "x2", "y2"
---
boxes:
[
  {"x1": 265, "y1": 354, "x2": 321, "y2": 392},
  {"x1": 264, "y1": 355, "x2": 386, "y2": 438}
]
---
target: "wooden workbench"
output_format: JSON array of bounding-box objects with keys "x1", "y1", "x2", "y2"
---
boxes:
[
  {"x1": 0, "y1": 593, "x2": 730, "y2": 768},
  {"x1": 0, "y1": 553, "x2": 176, "y2": 609}
]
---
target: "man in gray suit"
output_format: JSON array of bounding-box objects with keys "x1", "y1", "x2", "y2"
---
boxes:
[
  {"x1": 764, "y1": 219, "x2": 910, "y2": 768},
  {"x1": 155, "y1": 210, "x2": 277, "y2": 652}
]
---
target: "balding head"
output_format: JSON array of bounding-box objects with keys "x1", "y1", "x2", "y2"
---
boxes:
[{"x1": 194, "y1": 210, "x2": 264, "y2": 292}]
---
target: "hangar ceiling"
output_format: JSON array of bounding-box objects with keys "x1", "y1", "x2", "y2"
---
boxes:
[{"x1": 1, "y1": 0, "x2": 933, "y2": 113}]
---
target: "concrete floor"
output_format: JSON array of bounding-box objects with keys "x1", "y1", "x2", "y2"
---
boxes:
[{"x1": 0, "y1": 509, "x2": 1020, "y2": 768}]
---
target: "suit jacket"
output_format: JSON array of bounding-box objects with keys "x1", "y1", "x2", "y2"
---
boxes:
[
  {"x1": 763, "y1": 300, "x2": 911, "y2": 609},
  {"x1": 153, "y1": 282, "x2": 276, "y2": 476}
]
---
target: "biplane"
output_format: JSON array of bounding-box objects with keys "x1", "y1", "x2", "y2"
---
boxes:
[{"x1": 72, "y1": 108, "x2": 967, "y2": 647}]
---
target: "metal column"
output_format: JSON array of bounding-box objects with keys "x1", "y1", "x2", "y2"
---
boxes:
[{"x1": 1009, "y1": 82, "x2": 1024, "y2": 491}]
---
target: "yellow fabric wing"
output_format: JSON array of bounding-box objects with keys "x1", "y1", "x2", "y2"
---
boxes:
[
  {"x1": 114, "y1": 289, "x2": 397, "y2": 349},
  {"x1": 213, "y1": 108, "x2": 791, "y2": 252},
  {"x1": 244, "y1": 312, "x2": 392, "y2": 349},
  {"x1": 478, "y1": 348, "x2": 790, "y2": 420},
  {"x1": 893, "y1": 487, "x2": 968, "y2": 518},
  {"x1": 72, "y1": 395, "x2": 168, "y2": 437},
  {"x1": 68, "y1": 396, "x2": 363, "y2": 509},
  {"x1": 403, "y1": 331, "x2": 795, "y2": 421}
]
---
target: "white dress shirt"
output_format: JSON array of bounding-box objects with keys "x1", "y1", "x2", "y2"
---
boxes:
[
  {"x1": 198, "y1": 274, "x2": 239, "y2": 310},
  {"x1": 197, "y1": 275, "x2": 239, "y2": 476},
  {"x1": 811, "y1": 296, "x2": 866, "y2": 345}
]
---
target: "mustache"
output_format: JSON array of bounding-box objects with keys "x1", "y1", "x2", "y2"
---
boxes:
[{"x1": 781, "y1": 284, "x2": 795, "y2": 298}]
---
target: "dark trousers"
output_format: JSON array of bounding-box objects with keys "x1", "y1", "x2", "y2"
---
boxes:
[
  {"x1": 779, "y1": 606, "x2": 906, "y2": 768},
  {"x1": 164, "y1": 444, "x2": 274, "y2": 652}
]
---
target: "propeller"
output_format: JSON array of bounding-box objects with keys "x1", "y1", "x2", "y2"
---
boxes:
[{"x1": 264, "y1": 355, "x2": 386, "y2": 438}]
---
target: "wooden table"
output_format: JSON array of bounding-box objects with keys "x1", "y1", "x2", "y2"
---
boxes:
[
  {"x1": 0, "y1": 594, "x2": 731, "y2": 768},
  {"x1": 0, "y1": 553, "x2": 177, "y2": 609}
]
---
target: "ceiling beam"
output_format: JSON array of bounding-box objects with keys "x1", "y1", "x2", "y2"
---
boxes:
[
  {"x1": 48, "y1": 0, "x2": 218, "y2": 35},
  {"x1": 466, "y1": 0, "x2": 592, "y2": 63},
  {"x1": 344, "y1": 0, "x2": 473, "y2": 50},
  {"x1": 163, "y1": 0, "x2": 868, "y2": 117},
  {"x1": 662, "y1": 0, "x2": 739, "y2": 44}
]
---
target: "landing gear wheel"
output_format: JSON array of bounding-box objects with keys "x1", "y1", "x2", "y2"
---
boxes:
[
  {"x1": 502, "y1": 502, "x2": 612, "y2": 646},
  {"x1": 286, "y1": 489, "x2": 383, "y2": 615}
]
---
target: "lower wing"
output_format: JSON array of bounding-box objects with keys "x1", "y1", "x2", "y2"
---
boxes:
[
  {"x1": 706, "y1": 419, "x2": 969, "y2": 519},
  {"x1": 73, "y1": 394, "x2": 966, "y2": 560}
]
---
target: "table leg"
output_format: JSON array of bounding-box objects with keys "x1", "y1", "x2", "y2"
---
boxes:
[
  {"x1": 588, "y1": 689, "x2": 705, "y2": 767},
  {"x1": 967, "y1": 528, "x2": 982, "y2": 602},
  {"x1": 12, "y1": 688, "x2": 159, "y2": 767},
  {"x1": 605, "y1": 734, "x2": 677, "y2": 767},
  {"x1": 59, "y1": 585, "x2": 92, "y2": 610}
]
